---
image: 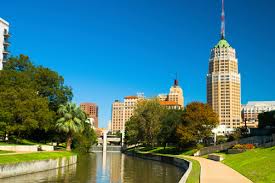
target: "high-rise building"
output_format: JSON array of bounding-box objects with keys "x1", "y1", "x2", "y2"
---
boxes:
[
  {"x1": 80, "y1": 103, "x2": 99, "y2": 128},
  {"x1": 242, "y1": 101, "x2": 275, "y2": 128},
  {"x1": 0, "y1": 18, "x2": 10, "y2": 70},
  {"x1": 207, "y1": 0, "x2": 241, "y2": 128}
]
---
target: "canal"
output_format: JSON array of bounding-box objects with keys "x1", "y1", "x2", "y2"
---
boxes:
[{"x1": 1, "y1": 152, "x2": 184, "y2": 183}]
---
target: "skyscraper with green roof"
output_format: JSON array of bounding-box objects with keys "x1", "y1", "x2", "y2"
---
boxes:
[{"x1": 207, "y1": 0, "x2": 241, "y2": 129}]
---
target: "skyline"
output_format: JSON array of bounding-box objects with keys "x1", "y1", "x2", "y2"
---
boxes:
[{"x1": 1, "y1": 0, "x2": 275, "y2": 128}]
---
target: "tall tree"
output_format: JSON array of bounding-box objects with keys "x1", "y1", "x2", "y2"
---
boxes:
[
  {"x1": 4, "y1": 54, "x2": 73, "y2": 112},
  {"x1": 56, "y1": 103, "x2": 85, "y2": 151},
  {"x1": 0, "y1": 70, "x2": 53, "y2": 139},
  {"x1": 158, "y1": 109, "x2": 183, "y2": 148},
  {"x1": 176, "y1": 102, "x2": 219, "y2": 147},
  {"x1": 125, "y1": 99, "x2": 166, "y2": 146}
]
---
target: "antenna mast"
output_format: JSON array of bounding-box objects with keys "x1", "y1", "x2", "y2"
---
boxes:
[{"x1": 221, "y1": 0, "x2": 225, "y2": 39}]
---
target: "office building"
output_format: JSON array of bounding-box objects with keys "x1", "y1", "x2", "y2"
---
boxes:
[{"x1": 80, "y1": 103, "x2": 99, "y2": 128}]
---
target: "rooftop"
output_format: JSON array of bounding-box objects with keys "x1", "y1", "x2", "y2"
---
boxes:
[
  {"x1": 124, "y1": 96, "x2": 138, "y2": 99},
  {"x1": 159, "y1": 101, "x2": 180, "y2": 106},
  {"x1": 0, "y1": 18, "x2": 9, "y2": 26},
  {"x1": 245, "y1": 101, "x2": 275, "y2": 106},
  {"x1": 215, "y1": 38, "x2": 231, "y2": 48}
]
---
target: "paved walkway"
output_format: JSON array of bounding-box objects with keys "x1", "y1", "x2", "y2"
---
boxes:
[{"x1": 188, "y1": 156, "x2": 253, "y2": 183}]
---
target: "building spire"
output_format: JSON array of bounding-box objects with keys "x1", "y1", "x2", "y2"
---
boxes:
[
  {"x1": 174, "y1": 72, "x2": 179, "y2": 86},
  {"x1": 221, "y1": 0, "x2": 225, "y2": 39}
]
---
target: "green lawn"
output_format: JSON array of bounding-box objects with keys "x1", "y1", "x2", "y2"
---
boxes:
[
  {"x1": 0, "y1": 150, "x2": 15, "y2": 154},
  {"x1": 221, "y1": 146, "x2": 275, "y2": 183},
  {"x1": 0, "y1": 151, "x2": 75, "y2": 165},
  {"x1": 137, "y1": 146, "x2": 197, "y2": 156}
]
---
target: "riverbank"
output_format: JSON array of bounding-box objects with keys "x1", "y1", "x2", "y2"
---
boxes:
[
  {"x1": 218, "y1": 146, "x2": 275, "y2": 183},
  {"x1": 0, "y1": 151, "x2": 77, "y2": 179},
  {"x1": 124, "y1": 147, "x2": 200, "y2": 183}
]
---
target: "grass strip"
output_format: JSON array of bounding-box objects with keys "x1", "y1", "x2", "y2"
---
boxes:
[{"x1": 0, "y1": 151, "x2": 75, "y2": 165}]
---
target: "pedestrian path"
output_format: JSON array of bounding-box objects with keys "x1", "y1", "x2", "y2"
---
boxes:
[{"x1": 188, "y1": 156, "x2": 253, "y2": 183}]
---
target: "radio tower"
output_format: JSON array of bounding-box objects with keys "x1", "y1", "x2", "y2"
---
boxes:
[{"x1": 221, "y1": 0, "x2": 225, "y2": 39}]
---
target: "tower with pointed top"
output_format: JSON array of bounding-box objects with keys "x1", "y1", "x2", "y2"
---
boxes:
[
  {"x1": 207, "y1": 0, "x2": 241, "y2": 128},
  {"x1": 168, "y1": 79, "x2": 184, "y2": 108}
]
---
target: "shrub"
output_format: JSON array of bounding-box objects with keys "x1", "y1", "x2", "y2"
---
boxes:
[{"x1": 232, "y1": 144, "x2": 255, "y2": 150}]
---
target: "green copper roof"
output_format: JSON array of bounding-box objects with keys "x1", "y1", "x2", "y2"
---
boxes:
[{"x1": 215, "y1": 39, "x2": 231, "y2": 48}]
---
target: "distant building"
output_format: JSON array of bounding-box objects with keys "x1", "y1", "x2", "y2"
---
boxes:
[
  {"x1": 0, "y1": 18, "x2": 10, "y2": 70},
  {"x1": 111, "y1": 79, "x2": 184, "y2": 132},
  {"x1": 111, "y1": 100, "x2": 125, "y2": 132},
  {"x1": 207, "y1": 0, "x2": 241, "y2": 129},
  {"x1": 80, "y1": 103, "x2": 99, "y2": 128},
  {"x1": 111, "y1": 95, "x2": 144, "y2": 132},
  {"x1": 168, "y1": 79, "x2": 184, "y2": 108},
  {"x1": 241, "y1": 101, "x2": 275, "y2": 128}
]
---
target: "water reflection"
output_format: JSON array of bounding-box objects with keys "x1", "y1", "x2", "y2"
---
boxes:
[{"x1": 1, "y1": 152, "x2": 183, "y2": 183}]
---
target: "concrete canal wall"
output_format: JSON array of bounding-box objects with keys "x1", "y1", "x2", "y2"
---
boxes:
[
  {"x1": 0, "y1": 155, "x2": 77, "y2": 179},
  {"x1": 0, "y1": 145, "x2": 54, "y2": 152},
  {"x1": 124, "y1": 151, "x2": 192, "y2": 183}
]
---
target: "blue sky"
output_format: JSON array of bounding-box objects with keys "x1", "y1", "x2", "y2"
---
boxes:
[{"x1": 2, "y1": 0, "x2": 275, "y2": 128}]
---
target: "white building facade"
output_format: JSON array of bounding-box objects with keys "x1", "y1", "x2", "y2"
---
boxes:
[
  {"x1": 242, "y1": 101, "x2": 275, "y2": 128},
  {"x1": 0, "y1": 18, "x2": 10, "y2": 70}
]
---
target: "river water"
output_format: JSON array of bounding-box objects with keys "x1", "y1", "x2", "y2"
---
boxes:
[{"x1": 2, "y1": 152, "x2": 184, "y2": 183}]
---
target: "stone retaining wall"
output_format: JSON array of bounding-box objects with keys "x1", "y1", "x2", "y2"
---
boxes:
[
  {"x1": 0, "y1": 145, "x2": 54, "y2": 152},
  {"x1": 124, "y1": 151, "x2": 192, "y2": 183},
  {"x1": 0, "y1": 155, "x2": 77, "y2": 179},
  {"x1": 194, "y1": 135, "x2": 274, "y2": 156}
]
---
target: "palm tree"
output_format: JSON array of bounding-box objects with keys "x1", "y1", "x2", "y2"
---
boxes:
[{"x1": 56, "y1": 103, "x2": 86, "y2": 151}]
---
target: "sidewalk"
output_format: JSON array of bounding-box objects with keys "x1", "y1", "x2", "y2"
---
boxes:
[{"x1": 188, "y1": 156, "x2": 253, "y2": 183}]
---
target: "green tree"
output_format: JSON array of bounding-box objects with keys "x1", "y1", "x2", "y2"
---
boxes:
[
  {"x1": 176, "y1": 102, "x2": 219, "y2": 147},
  {"x1": 0, "y1": 70, "x2": 53, "y2": 140},
  {"x1": 158, "y1": 109, "x2": 183, "y2": 148},
  {"x1": 56, "y1": 103, "x2": 85, "y2": 151},
  {"x1": 73, "y1": 122, "x2": 98, "y2": 153},
  {"x1": 125, "y1": 115, "x2": 143, "y2": 146},
  {"x1": 4, "y1": 54, "x2": 73, "y2": 112},
  {"x1": 258, "y1": 111, "x2": 275, "y2": 128},
  {"x1": 125, "y1": 99, "x2": 166, "y2": 146}
]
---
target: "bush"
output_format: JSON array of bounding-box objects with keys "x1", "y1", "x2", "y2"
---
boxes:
[{"x1": 232, "y1": 144, "x2": 255, "y2": 150}]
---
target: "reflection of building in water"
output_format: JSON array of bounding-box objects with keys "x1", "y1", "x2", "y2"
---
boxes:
[{"x1": 110, "y1": 153, "x2": 122, "y2": 183}]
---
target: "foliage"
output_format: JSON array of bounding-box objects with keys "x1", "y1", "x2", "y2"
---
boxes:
[
  {"x1": 73, "y1": 123, "x2": 98, "y2": 153},
  {"x1": 176, "y1": 102, "x2": 219, "y2": 146},
  {"x1": 0, "y1": 70, "x2": 54, "y2": 139},
  {"x1": 158, "y1": 109, "x2": 183, "y2": 147},
  {"x1": 226, "y1": 127, "x2": 249, "y2": 142},
  {"x1": 216, "y1": 135, "x2": 227, "y2": 144},
  {"x1": 232, "y1": 144, "x2": 255, "y2": 150},
  {"x1": 125, "y1": 99, "x2": 166, "y2": 146},
  {"x1": 4, "y1": 55, "x2": 73, "y2": 112},
  {"x1": 56, "y1": 103, "x2": 86, "y2": 151},
  {"x1": 0, "y1": 54, "x2": 73, "y2": 143},
  {"x1": 258, "y1": 110, "x2": 275, "y2": 128}
]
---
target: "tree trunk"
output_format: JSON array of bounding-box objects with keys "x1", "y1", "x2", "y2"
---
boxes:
[{"x1": 66, "y1": 135, "x2": 72, "y2": 151}]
